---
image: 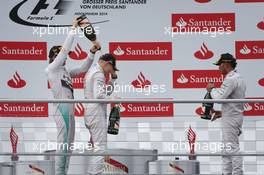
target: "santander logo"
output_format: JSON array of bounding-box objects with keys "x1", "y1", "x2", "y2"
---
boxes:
[
  {"x1": 113, "y1": 46, "x2": 125, "y2": 56},
  {"x1": 258, "y1": 78, "x2": 264, "y2": 87},
  {"x1": 173, "y1": 70, "x2": 223, "y2": 88},
  {"x1": 257, "y1": 18, "x2": 264, "y2": 30},
  {"x1": 7, "y1": 71, "x2": 26, "y2": 88},
  {"x1": 236, "y1": 41, "x2": 264, "y2": 59},
  {"x1": 0, "y1": 103, "x2": 48, "y2": 117},
  {"x1": 194, "y1": 43, "x2": 214, "y2": 60},
  {"x1": 176, "y1": 17, "x2": 187, "y2": 27},
  {"x1": 243, "y1": 98, "x2": 264, "y2": 116},
  {"x1": 172, "y1": 13, "x2": 235, "y2": 32},
  {"x1": 239, "y1": 44, "x2": 251, "y2": 55},
  {"x1": 195, "y1": 0, "x2": 211, "y2": 3},
  {"x1": 116, "y1": 100, "x2": 174, "y2": 117},
  {"x1": 244, "y1": 103, "x2": 253, "y2": 112},
  {"x1": 69, "y1": 43, "x2": 88, "y2": 60},
  {"x1": 75, "y1": 103, "x2": 84, "y2": 117},
  {"x1": 177, "y1": 74, "x2": 189, "y2": 84},
  {"x1": 131, "y1": 72, "x2": 151, "y2": 88},
  {"x1": 109, "y1": 42, "x2": 172, "y2": 61},
  {"x1": 195, "y1": 106, "x2": 204, "y2": 116}
]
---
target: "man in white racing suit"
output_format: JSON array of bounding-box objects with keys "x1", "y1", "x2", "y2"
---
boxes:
[
  {"x1": 207, "y1": 53, "x2": 246, "y2": 175},
  {"x1": 84, "y1": 53, "x2": 118, "y2": 174},
  {"x1": 45, "y1": 18, "x2": 101, "y2": 175}
]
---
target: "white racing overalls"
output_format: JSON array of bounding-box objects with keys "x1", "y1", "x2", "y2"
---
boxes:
[
  {"x1": 45, "y1": 29, "x2": 94, "y2": 175},
  {"x1": 84, "y1": 63, "x2": 116, "y2": 174},
  {"x1": 211, "y1": 70, "x2": 246, "y2": 175}
]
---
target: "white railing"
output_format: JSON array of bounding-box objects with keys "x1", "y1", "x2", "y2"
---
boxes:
[{"x1": 0, "y1": 98, "x2": 264, "y2": 103}]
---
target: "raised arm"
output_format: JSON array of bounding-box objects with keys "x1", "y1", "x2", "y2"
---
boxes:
[
  {"x1": 46, "y1": 19, "x2": 79, "y2": 72},
  {"x1": 69, "y1": 44, "x2": 101, "y2": 77}
]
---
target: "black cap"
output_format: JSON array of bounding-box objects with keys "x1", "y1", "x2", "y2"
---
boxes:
[
  {"x1": 49, "y1": 45, "x2": 62, "y2": 63},
  {"x1": 99, "y1": 53, "x2": 119, "y2": 71},
  {"x1": 214, "y1": 53, "x2": 237, "y2": 67}
]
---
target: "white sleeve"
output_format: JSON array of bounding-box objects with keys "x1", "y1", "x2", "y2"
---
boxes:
[
  {"x1": 211, "y1": 78, "x2": 236, "y2": 99},
  {"x1": 46, "y1": 29, "x2": 76, "y2": 72},
  {"x1": 69, "y1": 52, "x2": 95, "y2": 77},
  {"x1": 93, "y1": 73, "x2": 116, "y2": 99}
]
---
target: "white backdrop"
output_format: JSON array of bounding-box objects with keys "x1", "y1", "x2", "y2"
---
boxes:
[{"x1": 1, "y1": 0, "x2": 264, "y2": 174}]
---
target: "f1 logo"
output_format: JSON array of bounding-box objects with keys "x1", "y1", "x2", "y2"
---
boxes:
[{"x1": 31, "y1": 0, "x2": 69, "y2": 15}]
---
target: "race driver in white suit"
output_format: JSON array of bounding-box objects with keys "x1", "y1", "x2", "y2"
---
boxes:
[
  {"x1": 45, "y1": 18, "x2": 101, "y2": 175},
  {"x1": 84, "y1": 53, "x2": 118, "y2": 174},
  {"x1": 207, "y1": 53, "x2": 246, "y2": 175}
]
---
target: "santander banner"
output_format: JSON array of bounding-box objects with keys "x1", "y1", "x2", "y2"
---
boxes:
[
  {"x1": 0, "y1": 41, "x2": 47, "y2": 60},
  {"x1": 236, "y1": 40, "x2": 264, "y2": 59},
  {"x1": 109, "y1": 42, "x2": 172, "y2": 61},
  {"x1": 0, "y1": 103, "x2": 48, "y2": 117},
  {"x1": 48, "y1": 73, "x2": 85, "y2": 89},
  {"x1": 235, "y1": 0, "x2": 264, "y2": 2},
  {"x1": 243, "y1": 98, "x2": 264, "y2": 116},
  {"x1": 173, "y1": 70, "x2": 223, "y2": 88},
  {"x1": 172, "y1": 13, "x2": 235, "y2": 32},
  {"x1": 112, "y1": 99, "x2": 173, "y2": 117}
]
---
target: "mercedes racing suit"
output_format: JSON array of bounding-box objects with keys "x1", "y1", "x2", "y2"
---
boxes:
[
  {"x1": 84, "y1": 63, "x2": 116, "y2": 174},
  {"x1": 45, "y1": 29, "x2": 94, "y2": 175},
  {"x1": 211, "y1": 70, "x2": 246, "y2": 175}
]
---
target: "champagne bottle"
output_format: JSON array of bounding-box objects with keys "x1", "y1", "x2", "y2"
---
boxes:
[
  {"x1": 201, "y1": 92, "x2": 214, "y2": 120},
  {"x1": 107, "y1": 105, "x2": 120, "y2": 135}
]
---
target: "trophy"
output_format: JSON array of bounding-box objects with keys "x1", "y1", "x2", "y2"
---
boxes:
[
  {"x1": 187, "y1": 126, "x2": 196, "y2": 160},
  {"x1": 200, "y1": 92, "x2": 214, "y2": 120},
  {"x1": 10, "y1": 126, "x2": 19, "y2": 161}
]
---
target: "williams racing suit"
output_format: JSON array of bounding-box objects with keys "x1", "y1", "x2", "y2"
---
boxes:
[
  {"x1": 211, "y1": 70, "x2": 246, "y2": 175},
  {"x1": 84, "y1": 63, "x2": 116, "y2": 174},
  {"x1": 45, "y1": 29, "x2": 94, "y2": 175}
]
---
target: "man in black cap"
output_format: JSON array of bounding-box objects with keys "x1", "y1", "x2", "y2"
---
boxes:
[
  {"x1": 83, "y1": 53, "x2": 118, "y2": 174},
  {"x1": 207, "y1": 53, "x2": 246, "y2": 175}
]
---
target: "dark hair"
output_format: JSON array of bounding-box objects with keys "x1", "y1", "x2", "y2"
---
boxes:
[
  {"x1": 48, "y1": 45, "x2": 62, "y2": 64},
  {"x1": 231, "y1": 62, "x2": 237, "y2": 69}
]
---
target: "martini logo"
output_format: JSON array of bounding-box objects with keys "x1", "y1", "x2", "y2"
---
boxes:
[
  {"x1": 116, "y1": 100, "x2": 173, "y2": 117},
  {"x1": 131, "y1": 72, "x2": 151, "y2": 88},
  {"x1": 169, "y1": 163, "x2": 185, "y2": 174},
  {"x1": 69, "y1": 43, "x2": 88, "y2": 60},
  {"x1": 109, "y1": 42, "x2": 172, "y2": 61},
  {"x1": 257, "y1": 18, "x2": 264, "y2": 30},
  {"x1": 172, "y1": 13, "x2": 235, "y2": 32},
  {"x1": 195, "y1": 0, "x2": 211, "y2": 3},
  {"x1": 236, "y1": 41, "x2": 264, "y2": 59},
  {"x1": 243, "y1": 98, "x2": 264, "y2": 116},
  {"x1": 7, "y1": 72, "x2": 26, "y2": 88},
  {"x1": 235, "y1": 0, "x2": 264, "y2": 2},
  {"x1": 259, "y1": 78, "x2": 264, "y2": 87},
  {"x1": 173, "y1": 70, "x2": 223, "y2": 88},
  {"x1": 194, "y1": 42, "x2": 214, "y2": 60},
  {"x1": 0, "y1": 41, "x2": 47, "y2": 60},
  {"x1": 75, "y1": 103, "x2": 84, "y2": 117},
  {"x1": 0, "y1": 103, "x2": 48, "y2": 117}
]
